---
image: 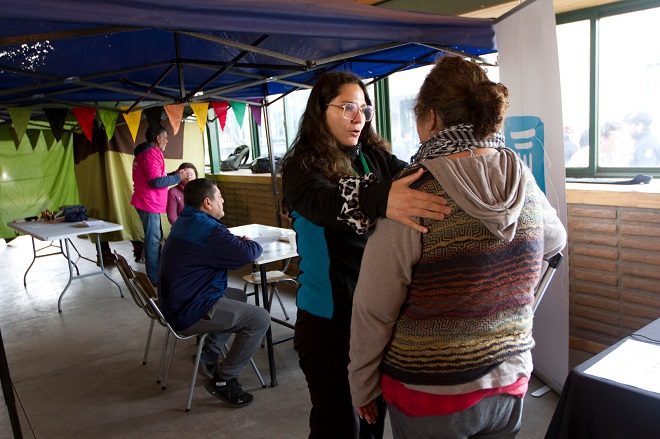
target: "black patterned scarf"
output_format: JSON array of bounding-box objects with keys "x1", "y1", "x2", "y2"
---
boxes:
[{"x1": 410, "y1": 123, "x2": 505, "y2": 165}]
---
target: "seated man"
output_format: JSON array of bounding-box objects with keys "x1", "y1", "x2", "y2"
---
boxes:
[{"x1": 158, "y1": 178, "x2": 271, "y2": 408}]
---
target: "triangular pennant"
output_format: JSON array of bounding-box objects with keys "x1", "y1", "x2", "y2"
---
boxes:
[
  {"x1": 60, "y1": 130, "x2": 73, "y2": 150},
  {"x1": 164, "y1": 104, "x2": 185, "y2": 135},
  {"x1": 43, "y1": 130, "x2": 57, "y2": 150},
  {"x1": 121, "y1": 107, "x2": 142, "y2": 142},
  {"x1": 248, "y1": 99, "x2": 263, "y2": 126},
  {"x1": 72, "y1": 107, "x2": 96, "y2": 142},
  {"x1": 144, "y1": 107, "x2": 163, "y2": 131},
  {"x1": 44, "y1": 108, "x2": 68, "y2": 141},
  {"x1": 231, "y1": 102, "x2": 247, "y2": 129},
  {"x1": 7, "y1": 107, "x2": 32, "y2": 144},
  {"x1": 10, "y1": 128, "x2": 20, "y2": 150},
  {"x1": 98, "y1": 109, "x2": 120, "y2": 140},
  {"x1": 26, "y1": 129, "x2": 41, "y2": 151},
  {"x1": 190, "y1": 102, "x2": 209, "y2": 133},
  {"x1": 211, "y1": 101, "x2": 229, "y2": 131}
]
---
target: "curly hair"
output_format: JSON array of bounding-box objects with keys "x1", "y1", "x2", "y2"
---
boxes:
[
  {"x1": 281, "y1": 71, "x2": 390, "y2": 182},
  {"x1": 414, "y1": 56, "x2": 509, "y2": 140}
]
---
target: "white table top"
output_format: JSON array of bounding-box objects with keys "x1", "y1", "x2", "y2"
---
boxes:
[
  {"x1": 229, "y1": 224, "x2": 297, "y2": 266},
  {"x1": 7, "y1": 219, "x2": 124, "y2": 241}
]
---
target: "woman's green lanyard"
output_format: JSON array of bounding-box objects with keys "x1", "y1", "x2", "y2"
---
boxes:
[{"x1": 345, "y1": 147, "x2": 371, "y2": 176}]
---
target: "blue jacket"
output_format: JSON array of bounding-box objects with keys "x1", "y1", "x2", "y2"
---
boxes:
[{"x1": 158, "y1": 206, "x2": 262, "y2": 331}]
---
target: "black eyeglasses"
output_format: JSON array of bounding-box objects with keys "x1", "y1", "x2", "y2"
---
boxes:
[{"x1": 326, "y1": 102, "x2": 375, "y2": 122}]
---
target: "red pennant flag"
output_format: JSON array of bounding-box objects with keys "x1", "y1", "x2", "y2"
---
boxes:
[
  {"x1": 211, "y1": 101, "x2": 230, "y2": 131},
  {"x1": 72, "y1": 107, "x2": 96, "y2": 142}
]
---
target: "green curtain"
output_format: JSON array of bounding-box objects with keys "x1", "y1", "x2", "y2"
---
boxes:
[{"x1": 0, "y1": 127, "x2": 78, "y2": 239}]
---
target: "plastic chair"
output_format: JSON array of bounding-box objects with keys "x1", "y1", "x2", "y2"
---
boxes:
[
  {"x1": 243, "y1": 259, "x2": 298, "y2": 320},
  {"x1": 131, "y1": 271, "x2": 265, "y2": 412},
  {"x1": 533, "y1": 252, "x2": 564, "y2": 313},
  {"x1": 114, "y1": 251, "x2": 155, "y2": 365}
]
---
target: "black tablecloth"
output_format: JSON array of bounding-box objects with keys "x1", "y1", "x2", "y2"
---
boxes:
[{"x1": 545, "y1": 318, "x2": 660, "y2": 439}]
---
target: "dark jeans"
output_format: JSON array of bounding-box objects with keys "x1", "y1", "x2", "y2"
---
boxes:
[
  {"x1": 136, "y1": 208, "x2": 161, "y2": 284},
  {"x1": 294, "y1": 310, "x2": 387, "y2": 439}
]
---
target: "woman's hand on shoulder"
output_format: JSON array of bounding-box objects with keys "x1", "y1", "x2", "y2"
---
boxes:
[{"x1": 386, "y1": 168, "x2": 451, "y2": 233}]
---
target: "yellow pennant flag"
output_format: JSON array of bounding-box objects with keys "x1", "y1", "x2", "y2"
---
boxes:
[
  {"x1": 190, "y1": 102, "x2": 209, "y2": 133},
  {"x1": 121, "y1": 107, "x2": 142, "y2": 142},
  {"x1": 164, "y1": 104, "x2": 185, "y2": 136}
]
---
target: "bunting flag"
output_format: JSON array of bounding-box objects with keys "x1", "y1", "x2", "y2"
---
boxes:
[
  {"x1": 26, "y1": 130, "x2": 41, "y2": 151},
  {"x1": 231, "y1": 102, "x2": 247, "y2": 128},
  {"x1": 44, "y1": 108, "x2": 69, "y2": 141},
  {"x1": 190, "y1": 102, "x2": 209, "y2": 133},
  {"x1": 144, "y1": 106, "x2": 163, "y2": 131},
  {"x1": 121, "y1": 107, "x2": 142, "y2": 142},
  {"x1": 72, "y1": 107, "x2": 96, "y2": 142},
  {"x1": 98, "y1": 109, "x2": 120, "y2": 141},
  {"x1": 60, "y1": 130, "x2": 72, "y2": 150},
  {"x1": 164, "y1": 104, "x2": 184, "y2": 135},
  {"x1": 248, "y1": 99, "x2": 263, "y2": 126},
  {"x1": 43, "y1": 130, "x2": 57, "y2": 150},
  {"x1": 8, "y1": 107, "x2": 32, "y2": 144},
  {"x1": 211, "y1": 101, "x2": 229, "y2": 131}
]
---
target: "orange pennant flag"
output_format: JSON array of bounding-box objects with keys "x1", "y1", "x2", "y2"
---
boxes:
[
  {"x1": 121, "y1": 107, "x2": 142, "y2": 142},
  {"x1": 164, "y1": 104, "x2": 185, "y2": 136},
  {"x1": 72, "y1": 107, "x2": 96, "y2": 142},
  {"x1": 190, "y1": 103, "x2": 209, "y2": 133}
]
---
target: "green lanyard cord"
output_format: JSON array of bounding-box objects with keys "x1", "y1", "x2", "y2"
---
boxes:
[{"x1": 343, "y1": 146, "x2": 371, "y2": 177}]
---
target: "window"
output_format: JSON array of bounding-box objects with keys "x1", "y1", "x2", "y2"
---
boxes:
[{"x1": 559, "y1": 1, "x2": 660, "y2": 176}]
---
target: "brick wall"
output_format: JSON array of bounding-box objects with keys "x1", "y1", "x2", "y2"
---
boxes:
[{"x1": 568, "y1": 204, "x2": 660, "y2": 352}]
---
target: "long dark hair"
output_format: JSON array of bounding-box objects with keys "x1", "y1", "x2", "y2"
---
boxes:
[{"x1": 282, "y1": 71, "x2": 389, "y2": 182}]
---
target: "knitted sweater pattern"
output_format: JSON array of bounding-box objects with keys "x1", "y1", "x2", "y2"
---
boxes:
[{"x1": 382, "y1": 178, "x2": 543, "y2": 386}]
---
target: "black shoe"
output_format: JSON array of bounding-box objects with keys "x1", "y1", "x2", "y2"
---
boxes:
[
  {"x1": 205, "y1": 377, "x2": 254, "y2": 408},
  {"x1": 191, "y1": 349, "x2": 218, "y2": 378}
]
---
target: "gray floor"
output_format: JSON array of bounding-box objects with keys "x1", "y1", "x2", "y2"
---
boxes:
[{"x1": 0, "y1": 235, "x2": 583, "y2": 438}]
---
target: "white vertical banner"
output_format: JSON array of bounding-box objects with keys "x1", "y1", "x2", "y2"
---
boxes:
[{"x1": 496, "y1": 0, "x2": 570, "y2": 393}]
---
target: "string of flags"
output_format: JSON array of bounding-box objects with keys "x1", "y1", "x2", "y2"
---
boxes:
[{"x1": 6, "y1": 99, "x2": 264, "y2": 149}]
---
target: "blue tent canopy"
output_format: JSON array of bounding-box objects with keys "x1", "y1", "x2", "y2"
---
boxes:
[{"x1": 0, "y1": 0, "x2": 496, "y2": 111}]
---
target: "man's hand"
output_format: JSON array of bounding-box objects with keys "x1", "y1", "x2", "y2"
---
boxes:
[
  {"x1": 386, "y1": 168, "x2": 451, "y2": 233},
  {"x1": 357, "y1": 400, "x2": 379, "y2": 425}
]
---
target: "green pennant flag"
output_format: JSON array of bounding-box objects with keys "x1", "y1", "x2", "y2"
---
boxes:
[
  {"x1": 60, "y1": 130, "x2": 73, "y2": 150},
  {"x1": 231, "y1": 102, "x2": 247, "y2": 128},
  {"x1": 8, "y1": 107, "x2": 32, "y2": 144},
  {"x1": 26, "y1": 129, "x2": 41, "y2": 151},
  {"x1": 99, "y1": 109, "x2": 120, "y2": 140},
  {"x1": 43, "y1": 130, "x2": 57, "y2": 150}
]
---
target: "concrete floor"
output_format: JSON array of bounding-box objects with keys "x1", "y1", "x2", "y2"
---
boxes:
[{"x1": 0, "y1": 234, "x2": 580, "y2": 438}]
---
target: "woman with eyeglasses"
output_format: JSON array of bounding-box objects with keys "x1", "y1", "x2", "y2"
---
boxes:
[
  {"x1": 281, "y1": 71, "x2": 451, "y2": 439},
  {"x1": 348, "y1": 56, "x2": 567, "y2": 439}
]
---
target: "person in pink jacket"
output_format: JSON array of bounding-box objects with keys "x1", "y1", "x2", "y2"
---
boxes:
[
  {"x1": 167, "y1": 162, "x2": 198, "y2": 225},
  {"x1": 130, "y1": 125, "x2": 194, "y2": 285}
]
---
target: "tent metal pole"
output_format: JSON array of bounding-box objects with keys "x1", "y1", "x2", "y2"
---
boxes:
[{"x1": 262, "y1": 97, "x2": 282, "y2": 228}]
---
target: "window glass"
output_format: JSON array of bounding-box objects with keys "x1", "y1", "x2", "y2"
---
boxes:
[
  {"x1": 557, "y1": 20, "x2": 591, "y2": 168},
  {"x1": 215, "y1": 106, "x2": 253, "y2": 159},
  {"x1": 598, "y1": 8, "x2": 660, "y2": 167},
  {"x1": 387, "y1": 66, "x2": 432, "y2": 163}
]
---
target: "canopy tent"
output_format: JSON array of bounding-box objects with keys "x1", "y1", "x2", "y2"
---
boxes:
[{"x1": 0, "y1": 0, "x2": 496, "y2": 111}]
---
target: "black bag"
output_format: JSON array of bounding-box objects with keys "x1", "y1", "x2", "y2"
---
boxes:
[
  {"x1": 61, "y1": 205, "x2": 89, "y2": 222},
  {"x1": 220, "y1": 145, "x2": 250, "y2": 171},
  {"x1": 250, "y1": 154, "x2": 283, "y2": 174}
]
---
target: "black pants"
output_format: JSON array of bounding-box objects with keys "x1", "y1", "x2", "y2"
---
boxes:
[{"x1": 294, "y1": 310, "x2": 386, "y2": 439}]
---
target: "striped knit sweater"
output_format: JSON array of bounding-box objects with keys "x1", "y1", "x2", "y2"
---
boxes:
[{"x1": 381, "y1": 177, "x2": 544, "y2": 386}]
